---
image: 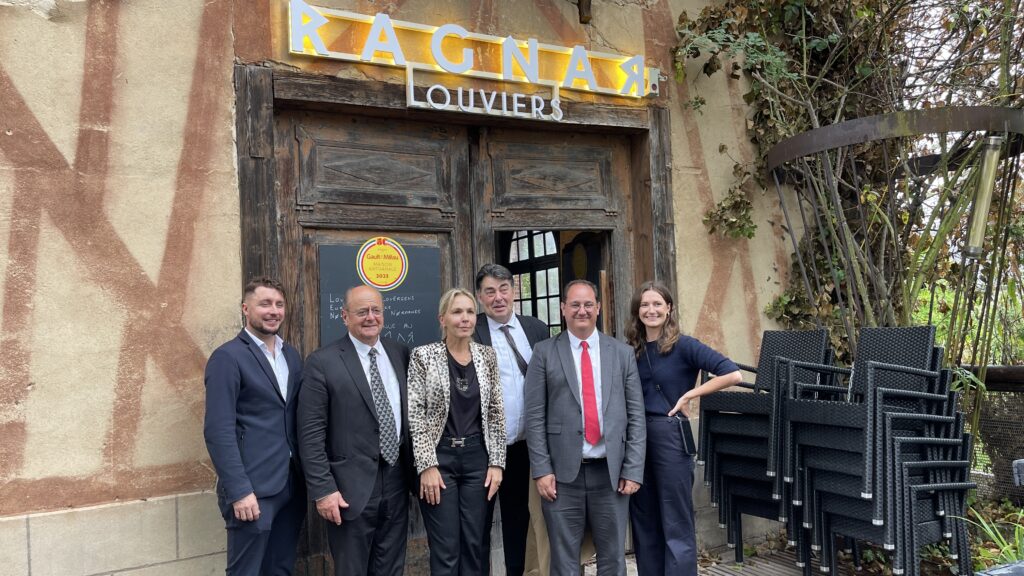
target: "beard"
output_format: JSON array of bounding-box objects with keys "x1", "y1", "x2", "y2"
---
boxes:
[{"x1": 250, "y1": 320, "x2": 281, "y2": 336}]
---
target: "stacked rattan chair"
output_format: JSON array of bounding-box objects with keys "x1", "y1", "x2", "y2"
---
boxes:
[
  {"x1": 699, "y1": 326, "x2": 974, "y2": 576},
  {"x1": 779, "y1": 326, "x2": 974, "y2": 575},
  {"x1": 698, "y1": 329, "x2": 831, "y2": 563}
]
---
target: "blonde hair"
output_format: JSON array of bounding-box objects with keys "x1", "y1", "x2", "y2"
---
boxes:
[{"x1": 438, "y1": 287, "x2": 477, "y2": 340}]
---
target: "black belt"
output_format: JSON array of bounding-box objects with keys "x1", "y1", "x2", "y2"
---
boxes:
[
  {"x1": 581, "y1": 457, "x2": 607, "y2": 465},
  {"x1": 440, "y1": 434, "x2": 483, "y2": 448}
]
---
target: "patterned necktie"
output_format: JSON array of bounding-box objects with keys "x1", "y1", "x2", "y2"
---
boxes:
[
  {"x1": 368, "y1": 348, "x2": 400, "y2": 465},
  {"x1": 580, "y1": 341, "x2": 601, "y2": 445},
  {"x1": 499, "y1": 325, "x2": 529, "y2": 376}
]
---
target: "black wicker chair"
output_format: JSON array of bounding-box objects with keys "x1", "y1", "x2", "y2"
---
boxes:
[
  {"x1": 700, "y1": 329, "x2": 830, "y2": 480},
  {"x1": 698, "y1": 329, "x2": 829, "y2": 567},
  {"x1": 781, "y1": 327, "x2": 939, "y2": 507},
  {"x1": 819, "y1": 429, "x2": 972, "y2": 576}
]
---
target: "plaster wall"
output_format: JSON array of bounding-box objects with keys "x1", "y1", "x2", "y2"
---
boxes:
[
  {"x1": 0, "y1": 0, "x2": 238, "y2": 517},
  {"x1": 0, "y1": 0, "x2": 793, "y2": 569}
]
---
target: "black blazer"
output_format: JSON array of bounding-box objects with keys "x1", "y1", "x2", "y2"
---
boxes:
[
  {"x1": 473, "y1": 313, "x2": 550, "y2": 348},
  {"x1": 204, "y1": 330, "x2": 304, "y2": 503},
  {"x1": 297, "y1": 335, "x2": 412, "y2": 520}
]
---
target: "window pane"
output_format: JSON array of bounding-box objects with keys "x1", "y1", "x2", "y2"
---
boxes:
[
  {"x1": 550, "y1": 326, "x2": 561, "y2": 336},
  {"x1": 536, "y1": 270, "x2": 547, "y2": 297},
  {"x1": 518, "y1": 238, "x2": 529, "y2": 260},
  {"x1": 537, "y1": 298, "x2": 548, "y2": 324},
  {"x1": 520, "y1": 273, "x2": 532, "y2": 298},
  {"x1": 548, "y1": 296, "x2": 560, "y2": 324},
  {"x1": 522, "y1": 300, "x2": 532, "y2": 317},
  {"x1": 509, "y1": 241, "x2": 519, "y2": 263},
  {"x1": 533, "y1": 233, "x2": 545, "y2": 260},
  {"x1": 514, "y1": 301, "x2": 522, "y2": 315},
  {"x1": 545, "y1": 232, "x2": 556, "y2": 255},
  {"x1": 547, "y1": 268, "x2": 560, "y2": 294}
]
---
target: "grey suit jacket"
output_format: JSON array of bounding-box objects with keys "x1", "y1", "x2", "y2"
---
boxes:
[
  {"x1": 297, "y1": 335, "x2": 412, "y2": 520},
  {"x1": 524, "y1": 330, "x2": 646, "y2": 491}
]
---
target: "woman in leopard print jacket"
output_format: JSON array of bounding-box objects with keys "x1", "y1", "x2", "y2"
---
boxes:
[{"x1": 408, "y1": 287, "x2": 506, "y2": 575}]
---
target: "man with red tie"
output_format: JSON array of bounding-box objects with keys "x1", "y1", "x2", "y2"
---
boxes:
[{"x1": 524, "y1": 280, "x2": 646, "y2": 576}]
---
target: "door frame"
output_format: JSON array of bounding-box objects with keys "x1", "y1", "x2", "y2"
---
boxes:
[{"x1": 233, "y1": 64, "x2": 677, "y2": 344}]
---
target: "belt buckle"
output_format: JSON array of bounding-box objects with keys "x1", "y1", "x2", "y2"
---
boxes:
[{"x1": 450, "y1": 437, "x2": 466, "y2": 448}]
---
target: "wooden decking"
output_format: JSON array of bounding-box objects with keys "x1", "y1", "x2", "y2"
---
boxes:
[{"x1": 700, "y1": 548, "x2": 859, "y2": 576}]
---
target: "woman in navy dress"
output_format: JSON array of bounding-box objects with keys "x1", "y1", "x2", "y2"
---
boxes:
[{"x1": 625, "y1": 281, "x2": 742, "y2": 575}]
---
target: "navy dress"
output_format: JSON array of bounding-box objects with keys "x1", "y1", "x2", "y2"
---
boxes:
[{"x1": 629, "y1": 335, "x2": 738, "y2": 576}]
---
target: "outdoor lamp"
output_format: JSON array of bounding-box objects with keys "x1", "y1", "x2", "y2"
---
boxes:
[{"x1": 964, "y1": 135, "x2": 1003, "y2": 259}]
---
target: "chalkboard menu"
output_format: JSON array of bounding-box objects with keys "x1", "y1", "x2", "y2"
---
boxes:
[{"x1": 319, "y1": 241, "x2": 443, "y2": 348}]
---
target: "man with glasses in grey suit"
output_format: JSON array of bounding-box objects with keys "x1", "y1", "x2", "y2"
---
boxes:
[{"x1": 525, "y1": 279, "x2": 646, "y2": 576}]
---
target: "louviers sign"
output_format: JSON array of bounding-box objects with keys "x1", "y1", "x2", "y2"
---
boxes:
[{"x1": 289, "y1": 0, "x2": 659, "y2": 123}]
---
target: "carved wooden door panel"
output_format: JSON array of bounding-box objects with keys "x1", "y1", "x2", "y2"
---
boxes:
[
  {"x1": 274, "y1": 112, "x2": 473, "y2": 355},
  {"x1": 473, "y1": 127, "x2": 635, "y2": 334}
]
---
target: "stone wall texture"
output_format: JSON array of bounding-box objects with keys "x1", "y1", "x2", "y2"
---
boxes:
[{"x1": 0, "y1": 0, "x2": 790, "y2": 571}]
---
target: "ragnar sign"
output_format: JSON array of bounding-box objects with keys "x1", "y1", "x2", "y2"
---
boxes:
[{"x1": 288, "y1": 0, "x2": 659, "y2": 123}]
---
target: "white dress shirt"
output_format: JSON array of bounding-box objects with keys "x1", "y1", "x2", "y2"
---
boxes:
[
  {"x1": 567, "y1": 330, "x2": 605, "y2": 459},
  {"x1": 245, "y1": 328, "x2": 289, "y2": 399},
  {"x1": 487, "y1": 314, "x2": 534, "y2": 444},
  {"x1": 349, "y1": 334, "x2": 402, "y2": 437}
]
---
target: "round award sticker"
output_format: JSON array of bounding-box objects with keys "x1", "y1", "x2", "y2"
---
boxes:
[{"x1": 356, "y1": 237, "x2": 409, "y2": 291}]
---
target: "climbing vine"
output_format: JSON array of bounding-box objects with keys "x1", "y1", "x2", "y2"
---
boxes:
[{"x1": 674, "y1": 0, "x2": 1024, "y2": 369}]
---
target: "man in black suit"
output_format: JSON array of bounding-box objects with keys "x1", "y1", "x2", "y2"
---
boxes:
[
  {"x1": 204, "y1": 276, "x2": 306, "y2": 576},
  {"x1": 298, "y1": 284, "x2": 413, "y2": 576},
  {"x1": 473, "y1": 264, "x2": 551, "y2": 576}
]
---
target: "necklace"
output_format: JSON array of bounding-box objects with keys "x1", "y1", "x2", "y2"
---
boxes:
[{"x1": 448, "y1": 348, "x2": 471, "y2": 393}]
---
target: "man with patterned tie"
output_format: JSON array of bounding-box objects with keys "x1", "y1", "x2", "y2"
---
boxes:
[
  {"x1": 525, "y1": 280, "x2": 646, "y2": 576},
  {"x1": 297, "y1": 284, "x2": 413, "y2": 576},
  {"x1": 473, "y1": 264, "x2": 552, "y2": 576}
]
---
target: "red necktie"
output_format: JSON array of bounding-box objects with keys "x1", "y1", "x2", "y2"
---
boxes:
[{"x1": 581, "y1": 341, "x2": 601, "y2": 445}]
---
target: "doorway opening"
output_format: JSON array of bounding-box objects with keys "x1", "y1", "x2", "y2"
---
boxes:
[{"x1": 497, "y1": 230, "x2": 614, "y2": 337}]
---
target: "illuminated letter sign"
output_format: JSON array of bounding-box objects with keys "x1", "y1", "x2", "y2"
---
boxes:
[
  {"x1": 360, "y1": 13, "x2": 406, "y2": 65},
  {"x1": 563, "y1": 45, "x2": 597, "y2": 90},
  {"x1": 432, "y1": 23, "x2": 474, "y2": 74},
  {"x1": 502, "y1": 36, "x2": 539, "y2": 83},
  {"x1": 290, "y1": 0, "x2": 329, "y2": 54},
  {"x1": 288, "y1": 0, "x2": 660, "y2": 123}
]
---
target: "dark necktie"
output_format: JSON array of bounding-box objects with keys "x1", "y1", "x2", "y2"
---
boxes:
[
  {"x1": 499, "y1": 325, "x2": 529, "y2": 376},
  {"x1": 368, "y1": 348, "x2": 400, "y2": 465},
  {"x1": 580, "y1": 341, "x2": 601, "y2": 445}
]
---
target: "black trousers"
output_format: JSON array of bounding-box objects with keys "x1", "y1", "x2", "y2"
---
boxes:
[
  {"x1": 495, "y1": 440, "x2": 531, "y2": 576},
  {"x1": 326, "y1": 457, "x2": 409, "y2": 576},
  {"x1": 219, "y1": 463, "x2": 307, "y2": 576},
  {"x1": 420, "y1": 437, "x2": 494, "y2": 576}
]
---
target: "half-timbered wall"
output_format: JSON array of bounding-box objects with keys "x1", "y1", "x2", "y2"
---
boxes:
[{"x1": 0, "y1": 1, "x2": 793, "y2": 574}]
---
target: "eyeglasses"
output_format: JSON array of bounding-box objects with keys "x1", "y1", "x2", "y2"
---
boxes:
[
  {"x1": 566, "y1": 302, "x2": 597, "y2": 311},
  {"x1": 350, "y1": 307, "x2": 383, "y2": 318}
]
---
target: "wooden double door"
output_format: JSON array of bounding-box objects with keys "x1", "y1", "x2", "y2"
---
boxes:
[{"x1": 273, "y1": 111, "x2": 651, "y2": 356}]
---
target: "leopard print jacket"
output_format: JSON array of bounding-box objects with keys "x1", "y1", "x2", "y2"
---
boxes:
[{"x1": 407, "y1": 341, "x2": 507, "y2": 474}]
